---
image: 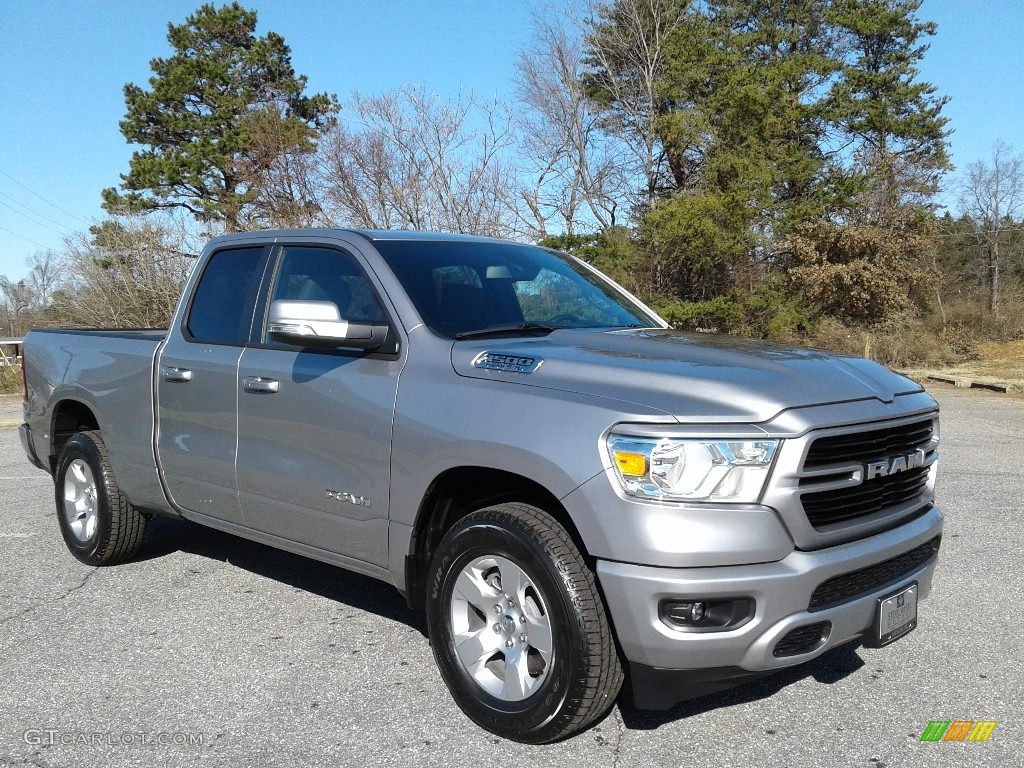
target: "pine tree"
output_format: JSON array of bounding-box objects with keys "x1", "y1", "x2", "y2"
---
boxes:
[
  {"x1": 102, "y1": 2, "x2": 338, "y2": 230},
  {"x1": 583, "y1": 0, "x2": 950, "y2": 318},
  {"x1": 827, "y1": 0, "x2": 951, "y2": 229}
]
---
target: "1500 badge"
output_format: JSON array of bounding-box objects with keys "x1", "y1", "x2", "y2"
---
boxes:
[{"x1": 472, "y1": 352, "x2": 543, "y2": 374}]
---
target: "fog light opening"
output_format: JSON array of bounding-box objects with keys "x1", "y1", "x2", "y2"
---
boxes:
[{"x1": 660, "y1": 597, "x2": 754, "y2": 633}]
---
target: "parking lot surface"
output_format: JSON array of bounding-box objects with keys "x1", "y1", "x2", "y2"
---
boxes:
[{"x1": 0, "y1": 386, "x2": 1020, "y2": 767}]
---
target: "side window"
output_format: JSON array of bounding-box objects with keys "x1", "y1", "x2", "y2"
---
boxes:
[
  {"x1": 266, "y1": 246, "x2": 387, "y2": 344},
  {"x1": 186, "y1": 247, "x2": 265, "y2": 344}
]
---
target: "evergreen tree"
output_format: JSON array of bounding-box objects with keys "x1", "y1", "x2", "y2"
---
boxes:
[
  {"x1": 583, "y1": 0, "x2": 950, "y2": 319},
  {"x1": 102, "y1": 2, "x2": 339, "y2": 230},
  {"x1": 598, "y1": 0, "x2": 841, "y2": 299},
  {"x1": 827, "y1": 0, "x2": 951, "y2": 229}
]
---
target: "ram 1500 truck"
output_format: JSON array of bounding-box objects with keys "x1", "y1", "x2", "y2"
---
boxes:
[{"x1": 20, "y1": 229, "x2": 942, "y2": 743}]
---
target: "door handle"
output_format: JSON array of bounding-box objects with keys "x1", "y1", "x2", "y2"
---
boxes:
[
  {"x1": 242, "y1": 376, "x2": 279, "y2": 394},
  {"x1": 161, "y1": 366, "x2": 193, "y2": 383}
]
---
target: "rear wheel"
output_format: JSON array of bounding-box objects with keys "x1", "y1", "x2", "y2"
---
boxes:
[
  {"x1": 54, "y1": 430, "x2": 146, "y2": 565},
  {"x1": 426, "y1": 503, "x2": 622, "y2": 743}
]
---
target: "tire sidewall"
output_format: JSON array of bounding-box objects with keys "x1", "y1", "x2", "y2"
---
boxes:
[
  {"x1": 427, "y1": 515, "x2": 585, "y2": 739},
  {"x1": 54, "y1": 433, "x2": 114, "y2": 564}
]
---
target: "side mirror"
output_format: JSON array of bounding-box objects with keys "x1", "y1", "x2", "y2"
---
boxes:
[{"x1": 267, "y1": 300, "x2": 388, "y2": 351}]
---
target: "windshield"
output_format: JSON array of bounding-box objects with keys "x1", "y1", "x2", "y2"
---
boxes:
[{"x1": 372, "y1": 239, "x2": 662, "y2": 339}]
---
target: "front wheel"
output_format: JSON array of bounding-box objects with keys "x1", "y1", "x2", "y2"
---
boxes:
[
  {"x1": 54, "y1": 430, "x2": 147, "y2": 566},
  {"x1": 426, "y1": 503, "x2": 622, "y2": 743}
]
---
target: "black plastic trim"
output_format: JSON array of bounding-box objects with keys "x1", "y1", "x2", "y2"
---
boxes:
[
  {"x1": 19, "y1": 423, "x2": 47, "y2": 472},
  {"x1": 808, "y1": 535, "x2": 940, "y2": 611},
  {"x1": 773, "y1": 621, "x2": 831, "y2": 657},
  {"x1": 627, "y1": 662, "x2": 770, "y2": 710}
]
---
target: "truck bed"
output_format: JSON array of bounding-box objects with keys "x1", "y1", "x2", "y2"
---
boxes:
[{"x1": 22, "y1": 327, "x2": 168, "y2": 509}]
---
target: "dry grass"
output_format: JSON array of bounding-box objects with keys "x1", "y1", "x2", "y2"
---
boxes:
[
  {"x1": 0, "y1": 387, "x2": 22, "y2": 430},
  {"x1": 899, "y1": 340, "x2": 1024, "y2": 395},
  {"x1": 805, "y1": 316, "x2": 962, "y2": 370},
  {"x1": 937, "y1": 340, "x2": 1024, "y2": 383},
  {"x1": 0, "y1": 366, "x2": 22, "y2": 395}
]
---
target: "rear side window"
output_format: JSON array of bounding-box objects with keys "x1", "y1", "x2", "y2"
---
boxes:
[{"x1": 186, "y1": 247, "x2": 266, "y2": 344}]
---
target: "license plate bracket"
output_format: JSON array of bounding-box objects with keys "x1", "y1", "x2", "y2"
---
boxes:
[{"x1": 864, "y1": 582, "x2": 918, "y2": 648}]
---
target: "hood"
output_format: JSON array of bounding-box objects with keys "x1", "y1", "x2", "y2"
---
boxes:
[{"x1": 450, "y1": 329, "x2": 922, "y2": 424}]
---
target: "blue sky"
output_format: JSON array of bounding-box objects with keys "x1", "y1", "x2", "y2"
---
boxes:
[{"x1": 1, "y1": 0, "x2": 1021, "y2": 281}]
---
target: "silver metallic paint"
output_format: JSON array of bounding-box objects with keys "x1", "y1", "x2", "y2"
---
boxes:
[{"x1": 21, "y1": 228, "x2": 943, "y2": 680}]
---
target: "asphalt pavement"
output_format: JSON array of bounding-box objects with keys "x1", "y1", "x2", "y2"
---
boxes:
[{"x1": 0, "y1": 386, "x2": 1020, "y2": 767}]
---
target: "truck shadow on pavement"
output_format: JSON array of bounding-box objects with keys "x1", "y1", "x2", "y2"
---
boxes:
[
  {"x1": 138, "y1": 516, "x2": 865, "y2": 733},
  {"x1": 139, "y1": 516, "x2": 427, "y2": 636},
  {"x1": 617, "y1": 640, "x2": 865, "y2": 730}
]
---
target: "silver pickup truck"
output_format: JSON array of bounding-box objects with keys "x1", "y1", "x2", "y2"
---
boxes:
[{"x1": 20, "y1": 229, "x2": 942, "y2": 743}]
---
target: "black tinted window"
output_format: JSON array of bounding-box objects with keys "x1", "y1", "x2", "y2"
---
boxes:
[
  {"x1": 186, "y1": 247, "x2": 265, "y2": 344},
  {"x1": 267, "y1": 246, "x2": 386, "y2": 342}
]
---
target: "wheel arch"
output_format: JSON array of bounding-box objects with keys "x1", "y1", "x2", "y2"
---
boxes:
[
  {"x1": 403, "y1": 466, "x2": 590, "y2": 610},
  {"x1": 48, "y1": 398, "x2": 101, "y2": 473}
]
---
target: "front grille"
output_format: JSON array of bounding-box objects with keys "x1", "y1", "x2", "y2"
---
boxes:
[
  {"x1": 802, "y1": 467, "x2": 930, "y2": 526},
  {"x1": 799, "y1": 418, "x2": 935, "y2": 529},
  {"x1": 804, "y1": 419, "x2": 933, "y2": 468},
  {"x1": 808, "y1": 536, "x2": 941, "y2": 611},
  {"x1": 774, "y1": 622, "x2": 831, "y2": 657}
]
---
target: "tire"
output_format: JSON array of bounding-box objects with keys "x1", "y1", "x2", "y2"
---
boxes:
[
  {"x1": 54, "y1": 430, "x2": 147, "y2": 566},
  {"x1": 426, "y1": 503, "x2": 623, "y2": 743}
]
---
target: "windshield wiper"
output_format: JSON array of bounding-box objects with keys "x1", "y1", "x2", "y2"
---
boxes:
[{"x1": 455, "y1": 322, "x2": 556, "y2": 340}]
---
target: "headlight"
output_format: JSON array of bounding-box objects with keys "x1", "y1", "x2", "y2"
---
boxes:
[{"x1": 607, "y1": 435, "x2": 779, "y2": 503}]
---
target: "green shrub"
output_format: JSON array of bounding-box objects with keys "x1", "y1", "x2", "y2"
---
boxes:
[{"x1": 654, "y1": 278, "x2": 809, "y2": 340}]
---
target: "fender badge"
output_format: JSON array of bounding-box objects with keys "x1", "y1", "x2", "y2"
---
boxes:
[{"x1": 472, "y1": 351, "x2": 543, "y2": 374}]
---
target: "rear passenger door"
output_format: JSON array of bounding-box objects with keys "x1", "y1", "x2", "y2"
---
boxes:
[
  {"x1": 156, "y1": 245, "x2": 270, "y2": 524},
  {"x1": 234, "y1": 244, "x2": 402, "y2": 568}
]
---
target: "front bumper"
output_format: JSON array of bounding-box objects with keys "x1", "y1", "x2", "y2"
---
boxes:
[{"x1": 597, "y1": 504, "x2": 942, "y2": 709}]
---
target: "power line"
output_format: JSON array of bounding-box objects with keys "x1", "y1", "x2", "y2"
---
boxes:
[
  {"x1": 0, "y1": 190, "x2": 77, "y2": 233},
  {"x1": 931, "y1": 226, "x2": 1024, "y2": 239},
  {"x1": 0, "y1": 224, "x2": 53, "y2": 251},
  {"x1": 0, "y1": 169, "x2": 91, "y2": 225},
  {"x1": 0, "y1": 198, "x2": 73, "y2": 238}
]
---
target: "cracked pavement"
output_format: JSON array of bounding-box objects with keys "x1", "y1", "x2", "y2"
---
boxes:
[{"x1": 0, "y1": 386, "x2": 1021, "y2": 767}]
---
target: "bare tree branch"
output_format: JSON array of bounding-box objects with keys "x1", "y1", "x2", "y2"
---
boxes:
[
  {"x1": 514, "y1": 11, "x2": 632, "y2": 239},
  {"x1": 958, "y1": 141, "x2": 1024, "y2": 317},
  {"x1": 318, "y1": 86, "x2": 519, "y2": 238}
]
